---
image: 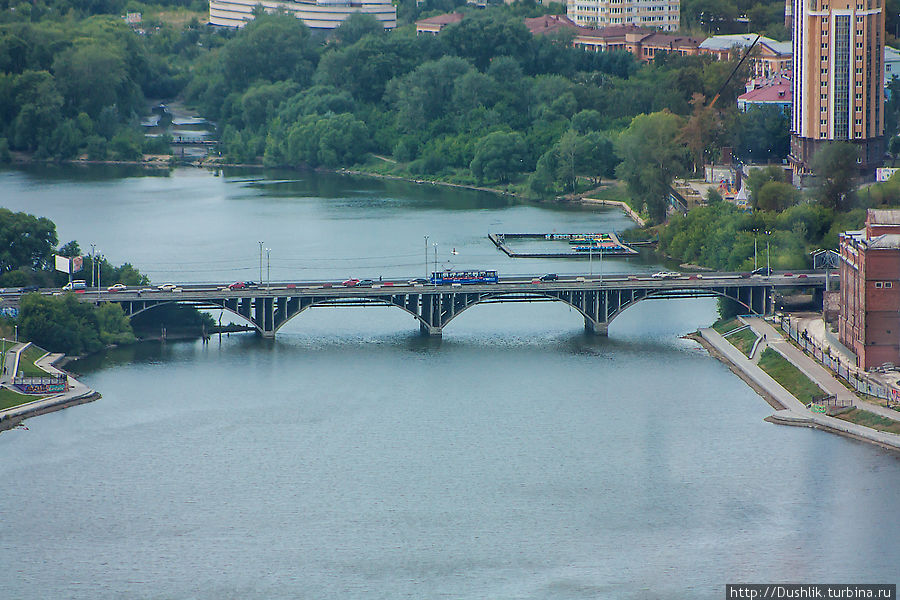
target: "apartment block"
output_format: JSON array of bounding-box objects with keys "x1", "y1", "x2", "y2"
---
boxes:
[
  {"x1": 789, "y1": 0, "x2": 885, "y2": 174},
  {"x1": 567, "y1": 0, "x2": 680, "y2": 31}
]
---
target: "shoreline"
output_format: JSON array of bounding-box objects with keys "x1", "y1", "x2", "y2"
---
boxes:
[
  {"x1": 690, "y1": 326, "x2": 900, "y2": 453},
  {"x1": 8, "y1": 155, "x2": 648, "y2": 228}
]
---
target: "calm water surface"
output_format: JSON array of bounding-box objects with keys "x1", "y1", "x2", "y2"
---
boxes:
[{"x1": 1, "y1": 166, "x2": 898, "y2": 599}]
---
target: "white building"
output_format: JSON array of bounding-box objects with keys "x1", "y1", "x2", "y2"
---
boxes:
[
  {"x1": 567, "y1": 0, "x2": 680, "y2": 31},
  {"x1": 209, "y1": 0, "x2": 397, "y2": 30},
  {"x1": 885, "y1": 46, "x2": 900, "y2": 86}
]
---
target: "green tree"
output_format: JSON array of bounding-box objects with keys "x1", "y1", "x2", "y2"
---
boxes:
[
  {"x1": 756, "y1": 180, "x2": 799, "y2": 212},
  {"x1": 222, "y1": 14, "x2": 318, "y2": 91},
  {"x1": 470, "y1": 131, "x2": 528, "y2": 183},
  {"x1": 0, "y1": 208, "x2": 57, "y2": 273},
  {"x1": 615, "y1": 111, "x2": 688, "y2": 223},
  {"x1": 811, "y1": 142, "x2": 860, "y2": 210}
]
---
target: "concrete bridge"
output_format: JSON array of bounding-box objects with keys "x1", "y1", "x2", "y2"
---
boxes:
[{"x1": 62, "y1": 271, "x2": 827, "y2": 338}]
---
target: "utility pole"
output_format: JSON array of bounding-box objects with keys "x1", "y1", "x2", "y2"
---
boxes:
[
  {"x1": 765, "y1": 230, "x2": 771, "y2": 273},
  {"x1": 266, "y1": 248, "x2": 271, "y2": 290},
  {"x1": 433, "y1": 243, "x2": 438, "y2": 287},
  {"x1": 424, "y1": 235, "x2": 429, "y2": 281}
]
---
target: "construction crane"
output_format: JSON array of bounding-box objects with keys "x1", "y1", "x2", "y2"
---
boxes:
[{"x1": 708, "y1": 34, "x2": 761, "y2": 108}]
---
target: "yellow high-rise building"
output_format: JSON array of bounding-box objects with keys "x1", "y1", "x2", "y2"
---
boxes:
[{"x1": 790, "y1": 0, "x2": 885, "y2": 174}]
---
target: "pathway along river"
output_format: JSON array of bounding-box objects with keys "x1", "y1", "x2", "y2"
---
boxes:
[{"x1": 1, "y1": 165, "x2": 898, "y2": 599}]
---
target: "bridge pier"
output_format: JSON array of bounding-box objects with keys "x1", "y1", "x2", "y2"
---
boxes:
[
  {"x1": 419, "y1": 321, "x2": 442, "y2": 336},
  {"x1": 584, "y1": 317, "x2": 608, "y2": 336}
]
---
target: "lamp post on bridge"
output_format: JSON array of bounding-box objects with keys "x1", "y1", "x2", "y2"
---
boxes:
[
  {"x1": 433, "y1": 243, "x2": 438, "y2": 287},
  {"x1": 765, "y1": 230, "x2": 771, "y2": 273},
  {"x1": 424, "y1": 235, "x2": 429, "y2": 282},
  {"x1": 752, "y1": 229, "x2": 758, "y2": 270},
  {"x1": 266, "y1": 248, "x2": 271, "y2": 291},
  {"x1": 258, "y1": 241, "x2": 264, "y2": 285}
]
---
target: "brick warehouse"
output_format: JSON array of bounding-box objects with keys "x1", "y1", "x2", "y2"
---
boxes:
[{"x1": 839, "y1": 209, "x2": 900, "y2": 369}]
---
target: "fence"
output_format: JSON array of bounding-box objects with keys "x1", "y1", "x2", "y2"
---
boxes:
[
  {"x1": 12, "y1": 374, "x2": 68, "y2": 395},
  {"x1": 778, "y1": 318, "x2": 898, "y2": 403}
]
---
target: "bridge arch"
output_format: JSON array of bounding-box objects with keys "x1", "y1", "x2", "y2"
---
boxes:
[{"x1": 108, "y1": 283, "x2": 772, "y2": 338}]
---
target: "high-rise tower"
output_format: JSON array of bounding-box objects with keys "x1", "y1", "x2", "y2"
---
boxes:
[{"x1": 789, "y1": 0, "x2": 885, "y2": 175}]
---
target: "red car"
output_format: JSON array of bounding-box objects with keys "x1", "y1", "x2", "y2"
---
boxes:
[
  {"x1": 229, "y1": 281, "x2": 246, "y2": 290},
  {"x1": 342, "y1": 279, "x2": 360, "y2": 287}
]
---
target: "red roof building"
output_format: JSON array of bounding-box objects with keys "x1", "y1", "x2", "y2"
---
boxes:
[{"x1": 415, "y1": 12, "x2": 463, "y2": 35}]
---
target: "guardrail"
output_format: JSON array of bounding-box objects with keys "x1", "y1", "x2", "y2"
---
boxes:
[{"x1": 779, "y1": 318, "x2": 900, "y2": 403}]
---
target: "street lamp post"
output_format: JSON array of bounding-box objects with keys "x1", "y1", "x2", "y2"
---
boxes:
[
  {"x1": 266, "y1": 248, "x2": 271, "y2": 290},
  {"x1": 424, "y1": 235, "x2": 429, "y2": 281},
  {"x1": 15, "y1": 325, "x2": 18, "y2": 343},
  {"x1": 752, "y1": 229, "x2": 758, "y2": 270},
  {"x1": 599, "y1": 237, "x2": 604, "y2": 283},
  {"x1": 589, "y1": 239, "x2": 593, "y2": 277},
  {"x1": 433, "y1": 243, "x2": 438, "y2": 287},
  {"x1": 97, "y1": 255, "x2": 102, "y2": 300},
  {"x1": 89, "y1": 243, "x2": 96, "y2": 288},
  {"x1": 765, "y1": 230, "x2": 771, "y2": 273},
  {"x1": 258, "y1": 241, "x2": 264, "y2": 285}
]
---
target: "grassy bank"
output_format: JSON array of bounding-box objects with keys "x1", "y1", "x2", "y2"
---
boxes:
[
  {"x1": 758, "y1": 348, "x2": 825, "y2": 405},
  {"x1": 834, "y1": 408, "x2": 900, "y2": 435},
  {"x1": 0, "y1": 387, "x2": 43, "y2": 411}
]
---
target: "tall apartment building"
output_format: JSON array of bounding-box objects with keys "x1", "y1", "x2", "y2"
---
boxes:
[
  {"x1": 789, "y1": 0, "x2": 885, "y2": 175},
  {"x1": 567, "y1": 0, "x2": 680, "y2": 31},
  {"x1": 839, "y1": 209, "x2": 900, "y2": 369}
]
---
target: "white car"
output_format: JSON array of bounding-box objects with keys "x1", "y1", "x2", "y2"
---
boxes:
[
  {"x1": 651, "y1": 271, "x2": 677, "y2": 279},
  {"x1": 107, "y1": 283, "x2": 127, "y2": 292},
  {"x1": 158, "y1": 283, "x2": 177, "y2": 291}
]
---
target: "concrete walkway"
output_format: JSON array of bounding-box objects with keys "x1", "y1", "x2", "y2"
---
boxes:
[
  {"x1": 744, "y1": 317, "x2": 900, "y2": 423},
  {"x1": 699, "y1": 323, "x2": 900, "y2": 451},
  {"x1": 0, "y1": 349, "x2": 97, "y2": 431}
]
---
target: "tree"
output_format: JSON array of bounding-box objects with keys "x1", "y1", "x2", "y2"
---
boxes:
[
  {"x1": 756, "y1": 181, "x2": 799, "y2": 212},
  {"x1": 331, "y1": 13, "x2": 384, "y2": 47},
  {"x1": 470, "y1": 131, "x2": 528, "y2": 183},
  {"x1": 615, "y1": 111, "x2": 688, "y2": 223},
  {"x1": 811, "y1": 142, "x2": 860, "y2": 210},
  {"x1": 746, "y1": 165, "x2": 786, "y2": 210},
  {"x1": 0, "y1": 208, "x2": 57, "y2": 273},
  {"x1": 222, "y1": 14, "x2": 318, "y2": 91}
]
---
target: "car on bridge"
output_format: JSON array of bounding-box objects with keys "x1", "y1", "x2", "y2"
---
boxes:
[
  {"x1": 342, "y1": 278, "x2": 360, "y2": 287},
  {"x1": 651, "y1": 271, "x2": 680, "y2": 279},
  {"x1": 228, "y1": 281, "x2": 246, "y2": 290},
  {"x1": 751, "y1": 267, "x2": 774, "y2": 276},
  {"x1": 540, "y1": 273, "x2": 559, "y2": 281},
  {"x1": 107, "y1": 283, "x2": 126, "y2": 292}
]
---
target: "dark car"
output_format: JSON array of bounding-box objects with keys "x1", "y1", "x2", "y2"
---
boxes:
[
  {"x1": 21, "y1": 285, "x2": 39, "y2": 292},
  {"x1": 751, "y1": 267, "x2": 774, "y2": 276},
  {"x1": 540, "y1": 273, "x2": 559, "y2": 282},
  {"x1": 358, "y1": 279, "x2": 375, "y2": 287}
]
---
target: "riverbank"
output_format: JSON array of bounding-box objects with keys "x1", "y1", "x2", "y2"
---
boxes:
[
  {"x1": 695, "y1": 317, "x2": 900, "y2": 453},
  {"x1": 0, "y1": 350, "x2": 99, "y2": 433}
]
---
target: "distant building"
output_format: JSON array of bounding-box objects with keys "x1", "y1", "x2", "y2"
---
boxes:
[
  {"x1": 839, "y1": 209, "x2": 900, "y2": 370},
  {"x1": 885, "y1": 46, "x2": 900, "y2": 86},
  {"x1": 789, "y1": 0, "x2": 885, "y2": 176},
  {"x1": 699, "y1": 34, "x2": 792, "y2": 79},
  {"x1": 209, "y1": 0, "x2": 397, "y2": 30},
  {"x1": 737, "y1": 72, "x2": 792, "y2": 113},
  {"x1": 415, "y1": 12, "x2": 463, "y2": 35},
  {"x1": 566, "y1": 0, "x2": 680, "y2": 32}
]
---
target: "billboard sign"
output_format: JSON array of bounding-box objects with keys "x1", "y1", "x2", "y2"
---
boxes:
[{"x1": 54, "y1": 255, "x2": 84, "y2": 274}]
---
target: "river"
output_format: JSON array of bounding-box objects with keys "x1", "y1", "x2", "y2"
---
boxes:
[{"x1": 1, "y1": 165, "x2": 898, "y2": 599}]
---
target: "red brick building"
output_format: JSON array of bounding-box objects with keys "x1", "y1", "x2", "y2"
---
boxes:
[{"x1": 839, "y1": 209, "x2": 900, "y2": 369}]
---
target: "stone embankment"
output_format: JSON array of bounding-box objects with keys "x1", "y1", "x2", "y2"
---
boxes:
[
  {"x1": 0, "y1": 345, "x2": 98, "y2": 432},
  {"x1": 698, "y1": 316, "x2": 900, "y2": 452}
]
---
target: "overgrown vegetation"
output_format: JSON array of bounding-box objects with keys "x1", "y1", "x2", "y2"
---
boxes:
[
  {"x1": 758, "y1": 347, "x2": 824, "y2": 405},
  {"x1": 18, "y1": 293, "x2": 136, "y2": 355},
  {"x1": 834, "y1": 408, "x2": 900, "y2": 435}
]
